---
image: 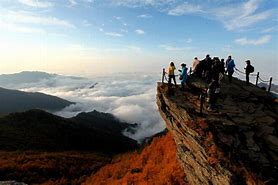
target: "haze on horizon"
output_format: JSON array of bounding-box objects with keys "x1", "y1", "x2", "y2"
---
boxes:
[{"x1": 0, "y1": 0, "x2": 277, "y2": 79}]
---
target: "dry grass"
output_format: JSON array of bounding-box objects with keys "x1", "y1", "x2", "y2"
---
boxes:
[
  {"x1": 83, "y1": 132, "x2": 187, "y2": 185},
  {"x1": 0, "y1": 151, "x2": 110, "y2": 185}
]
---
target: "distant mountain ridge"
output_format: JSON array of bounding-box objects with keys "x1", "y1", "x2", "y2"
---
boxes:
[
  {"x1": 0, "y1": 87, "x2": 73, "y2": 114},
  {"x1": 0, "y1": 109, "x2": 138, "y2": 153},
  {"x1": 72, "y1": 110, "x2": 138, "y2": 134},
  {"x1": 0, "y1": 71, "x2": 85, "y2": 86}
]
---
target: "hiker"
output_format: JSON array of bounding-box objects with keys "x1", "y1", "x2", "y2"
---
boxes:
[
  {"x1": 225, "y1": 56, "x2": 232, "y2": 70},
  {"x1": 211, "y1": 57, "x2": 221, "y2": 82},
  {"x1": 192, "y1": 57, "x2": 200, "y2": 73},
  {"x1": 179, "y1": 63, "x2": 188, "y2": 90},
  {"x1": 194, "y1": 59, "x2": 203, "y2": 78},
  {"x1": 203, "y1": 54, "x2": 213, "y2": 83},
  {"x1": 168, "y1": 62, "x2": 177, "y2": 87},
  {"x1": 226, "y1": 56, "x2": 235, "y2": 83},
  {"x1": 219, "y1": 59, "x2": 225, "y2": 81},
  {"x1": 220, "y1": 59, "x2": 225, "y2": 75},
  {"x1": 162, "y1": 68, "x2": 166, "y2": 83},
  {"x1": 244, "y1": 60, "x2": 254, "y2": 85},
  {"x1": 207, "y1": 77, "x2": 220, "y2": 111}
]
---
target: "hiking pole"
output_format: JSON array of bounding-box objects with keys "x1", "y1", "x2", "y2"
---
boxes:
[
  {"x1": 268, "y1": 77, "x2": 272, "y2": 93},
  {"x1": 199, "y1": 93, "x2": 205, "y2": 115}
]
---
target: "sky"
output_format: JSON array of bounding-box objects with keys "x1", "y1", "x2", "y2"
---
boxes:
[{"x1": 0, "y1": 0, "x2": 277, "y2": 79}]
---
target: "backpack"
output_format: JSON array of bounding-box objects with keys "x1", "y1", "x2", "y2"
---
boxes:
[{"x1": 249, "y1": 65, "x2": 254, "y2": 73}]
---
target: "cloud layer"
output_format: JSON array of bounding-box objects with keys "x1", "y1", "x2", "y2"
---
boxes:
[
  {"x1": 4, "y1": 73, "x2": 165, "y2": 141},
  {"x1": 235, "y1": 35, "x2": 271, "y2": 46}
]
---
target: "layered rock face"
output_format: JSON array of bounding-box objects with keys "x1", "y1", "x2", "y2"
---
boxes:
[{"x1": 157, "y1": 77, "x2": 278, "y2": 185}]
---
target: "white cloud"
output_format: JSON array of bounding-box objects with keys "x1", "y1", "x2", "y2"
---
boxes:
[
  {"x1": 105, "y1": 32, "x2": 124, "y2": 37},
  {"x1": 211, "y1": 0, "x2": 273, "y2": 31},
  {"x1": 113, "y1": 16, "x2": 122, "y2": 20},
  {"x1": 234, "y1": 35, "x2": 271, "y2": 46},
  {"x1": 0, "y1": 20, "x2": 45, "y2": 34},
  {"x1": 135, "y1": 29, "x2": 145, "y2": 35},
  {"x1": 160, "y1": 44, "x2": 191, "y2": 51},
  {"x1": 1, "y1": 10, "x2": 75, "y2": 28},
  {"x1": 82, "y1": 20, "x2": 92, "y2": 27},
  {"x1": 128, "y1": 45, "x2": 141, "y2": 53},
  {"x1": 65, "y1": 44, "x2": 97, "y2": 51},
  {"x1": 168, "y1": 2, "x2": 202, "y2": 16},
  {"x1": 261, "y1": 27, "x2": 276, "y2": 33},
  {"x1": 221, "y1": 45, "x2": 232, "y2": 53},
  {"x1": 137, "y1": 14, "x2": 152, "y2": 18},
  {"x1": 110, "y1": 0, "x2": 274, "y2": 31},
  {"x1": 68, "y1": 0, "x2": 77, "y2": 6},
  {"x1": 186, "y1": 38, "x2": 192, "y2": 43},
  {"x1": 112, "y1": 0, "x2": 176, "y2": 8},
  {"x1": 18, "y1": 0, "x2": 53, "y2": 8},
  {"x1": 5, "y1": 73, "x2": 165, "y2": 141},
  {"x1": 120, "y1": 29, "x2": 128, "y2": 33},
  {"x1": 167, "y1": 0, "x2": 273, "y2": 31}
]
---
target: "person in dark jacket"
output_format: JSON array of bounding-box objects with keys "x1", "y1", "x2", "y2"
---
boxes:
[
  {"x1": 220, "y1": 59, "x2": 225, "y2": 75},
  {"x1": 211, "y1": 57, "x2": 220, "y2": 82},
  {"x1": 204, "y1": 54, "x2": 213, "y2": 82},
  {"x1": 245, "y1": 60, "x2": 253, "y2": 85},
  {"x1": 207, "y1": 77, "x2": 220, "y2": 111},
  {"x1": 226, "y1": 56, "x2": 235, "y2": 83}
]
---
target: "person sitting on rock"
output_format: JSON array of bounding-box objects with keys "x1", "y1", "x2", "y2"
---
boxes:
[
  {"x1": 179, "y1": 63, "x2": 188, "y2": 90},
  {"x1": 168, "y1": 62, "x2": 177, "y2": 87}
]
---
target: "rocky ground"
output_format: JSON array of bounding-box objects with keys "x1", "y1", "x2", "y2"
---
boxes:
[{"x1": 157, "y1": 75, "x2": 278, "y2": 185}]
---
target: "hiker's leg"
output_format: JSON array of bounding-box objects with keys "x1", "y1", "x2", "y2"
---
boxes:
[
  {"x1": 173, "y1": 75, "x2": 177, "y2": 86},
  {"x1": 246, "y1": 73, "x2": 249, "y2": 85},
  {"x1": 168, "y1": 75, "x2": 172, "y2": 86}
]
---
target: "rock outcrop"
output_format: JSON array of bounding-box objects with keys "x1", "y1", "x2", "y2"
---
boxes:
[{"x1": 157, "y1": 76, "x2": 278, "y2": 185}]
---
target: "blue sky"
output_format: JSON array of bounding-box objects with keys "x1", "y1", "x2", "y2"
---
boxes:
[{"x1": 0, "y1": 0, "x2": 277, "y2": 79}]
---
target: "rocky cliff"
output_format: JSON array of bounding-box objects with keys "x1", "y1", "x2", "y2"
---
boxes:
[{"x1": 157, "y1": 76, "x2": 278, "y2": 185}]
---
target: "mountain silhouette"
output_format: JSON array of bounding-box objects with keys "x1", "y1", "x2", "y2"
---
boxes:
[
  {"x1": 72, "y1": 110, "x2": 138, "y2": 134},
  {"x1": 0, "y1": 87, "x2": 73, "y2": 114},
  {"x1": 0, "y1": 71, "x2": 84, "y2": 86},
  {"x1": 0, "y1": 109, "x2": 138, "y2": 153}
]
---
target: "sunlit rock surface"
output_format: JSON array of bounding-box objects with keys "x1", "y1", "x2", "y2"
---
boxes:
[{"x1": 157, "y1": 76, "x2": 278, "y2": 185}]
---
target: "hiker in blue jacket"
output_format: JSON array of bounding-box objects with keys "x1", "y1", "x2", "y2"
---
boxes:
[
  {"x1": 179, "y1": 63, "x2": 188, "y2": 90},
  {"x1": 226, "y1": 56, "x2": 235, "y2": 83}
]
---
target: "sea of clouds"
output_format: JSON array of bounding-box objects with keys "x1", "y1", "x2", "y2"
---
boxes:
[{"x1": 8, "y1": 73, "x2": 165, "y2": 141}]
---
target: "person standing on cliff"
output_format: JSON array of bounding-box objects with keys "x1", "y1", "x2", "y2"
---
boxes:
[
  {"x1": 203, "y1": 54, "x2": 213, "y2": 82},
  {"x1": 225, "y1": 55, "x2": 232, "y2": 70},
  {"x1": 226, "y1": 56, "x2": 235, "y2": 83},
  {"x1": 168, "y1": 62, "x2": 177, "y2": 87},
  {"x1": 244, "y1": 60, "x2": 254, "y2": 86},
  {"x1": 179, "y1": 63, "x2": 188, "y2": 90},
  {"x1": 192, "y1": 57, "x2": 200, "y2": 73}
]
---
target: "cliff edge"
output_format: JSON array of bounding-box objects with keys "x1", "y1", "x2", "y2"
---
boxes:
[{"x1": 157, "y1": 76, "x2": 278, "y2": 185}]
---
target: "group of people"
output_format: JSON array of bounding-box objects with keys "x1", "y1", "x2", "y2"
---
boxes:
[
  {"x1": 165, "y1": 54, "x2": 254, "y2": 111},
  {"x1": 167, "y1": 62, "x2": 188, "y2": 90},
  {"x1": 192, "y1": 55, "x2": 236, "y2": 83}
]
